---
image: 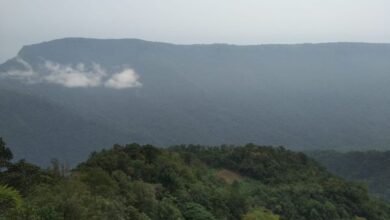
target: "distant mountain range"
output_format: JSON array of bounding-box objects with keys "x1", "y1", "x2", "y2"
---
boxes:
[{"x1": 1, "y1": 38, "x2": 390, "y2": 165}]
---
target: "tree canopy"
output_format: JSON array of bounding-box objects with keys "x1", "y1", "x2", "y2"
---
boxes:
[{"x1": 1, "y1": 139, "x2": 389, "y2": 219}]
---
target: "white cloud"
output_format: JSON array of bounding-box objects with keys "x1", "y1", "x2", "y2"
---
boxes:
[
  {"x1": 44, "y1": 72, "x2": 101, "y2": 87},
  {"x1": 105, "y1": 69, "x2": 142, "y2": 89},
  {"x1": 43, "y1": 61, "x2": 106, "y2": 87},
  {"x1": 1, "y1": 58, "x2": 142, "y2": 89}
]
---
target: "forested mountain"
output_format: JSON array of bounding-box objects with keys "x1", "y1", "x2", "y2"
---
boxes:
[
  {"x1": 0, "y1": 89, "x2": 133, "y2": 163},
  {"x1": 1, "y1": 139, "x2": 390, "y2": 220},
  {"x1": 1, "y1": 38, "x2": 390, "y2": 164},
  {"x1": 308, "y1": 150, "x2": 390, "y2": 202}
]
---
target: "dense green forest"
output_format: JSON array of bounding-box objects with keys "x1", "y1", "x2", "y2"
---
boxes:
[
  {"x1": 1, "y1": 138, "x2": 390, "y2": 220},
  {"x1": 308, "y1": 150, "x2": 390, "y2": 202}
]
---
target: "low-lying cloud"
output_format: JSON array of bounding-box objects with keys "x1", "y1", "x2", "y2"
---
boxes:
[
  {"x1": 105, "y1": 69, "x2": 142, "y2": 89},
  {"x1": 0, "y1": 58, "x2": 142, "y2": 89},
  {"x1": 44, "y1": 61, "x2": 106, "y2": 87}
]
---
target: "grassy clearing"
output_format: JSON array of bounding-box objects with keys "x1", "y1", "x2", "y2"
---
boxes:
[{"x1": 215, "y1": 169, "x2": 244, "y2": 184}]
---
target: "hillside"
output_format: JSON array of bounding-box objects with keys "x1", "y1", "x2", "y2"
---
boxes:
[
  {"x1": 1, "y1": 139, "x2": 390, "y2": 220},
  {"x1": 308, "y1": 150, "x2": 390, "y2": 202},
  {"x1": 0, "y1": 88, "x2": 135, "y2": 164},
  {"x1": 2, "y1": 38, "x2": 390, "y2": 164}
]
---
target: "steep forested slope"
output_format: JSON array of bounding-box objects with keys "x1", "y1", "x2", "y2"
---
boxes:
[
  {"x1": 1, "y1": 139, "x2": 390, "y2": 220},
  {"x1": 0, "y1": 89, "x2": 133, "y2": 164},
  {"x1": 2, "y1": 38, "x2": 390, "y2": 164}
]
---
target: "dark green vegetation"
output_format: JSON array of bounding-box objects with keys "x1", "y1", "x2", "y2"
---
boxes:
[
  {"x1": 308, "y1": 150, "x2": 390, "y2": 202},
  {"x1": 1, "y1": 138, "x2": 390, "y2": 220},
  {"x1": 1, "y1": 38, "x2": 390, "y2": 165}
]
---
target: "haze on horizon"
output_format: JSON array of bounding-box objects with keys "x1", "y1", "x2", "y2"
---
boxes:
[{"x1": 0, "y1": 0, "x2": 389, "y2": 63}]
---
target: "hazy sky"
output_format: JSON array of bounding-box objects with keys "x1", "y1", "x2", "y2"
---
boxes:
[{"x1": 1, "y1": 0, "x2": 389, "y2": 63}]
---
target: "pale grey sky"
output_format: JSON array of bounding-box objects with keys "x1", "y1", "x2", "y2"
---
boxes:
[{"x1": 1, "y1": 0, "x2": 389, "y2": 63}]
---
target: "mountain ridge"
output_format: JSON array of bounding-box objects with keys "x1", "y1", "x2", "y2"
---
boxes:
[{"x1": 1, "y1": 38, "x2": 390, "y2": 164}]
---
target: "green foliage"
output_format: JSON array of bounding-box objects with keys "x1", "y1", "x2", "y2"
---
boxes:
[
  {"x1": 157, "y1": 198, "x2": 184, "y2": 220},
  {"x1": 2, "y1": 141, "x2": 390, "y2": 220},
  {"x1": 0, "y1": 185, "x2": 22, "y2": 214},
  {"x1": 182, "y1": 202, "x2": 216, "y2": 220},
  {"x1": 0, "y1": 137, "x2": 13, "y2": 169},
  {"x1": 243, "y1": 207, "x2": 280, "y2": 220},
  {"x1": 80, "y1": 167, "x2": 118, "y2": 197},
  {"x1": 0, "y1": 159, "x2": 55, "y2": 195},
  {"x1": 171, "y1": 144, "x2": 322, "y2": 185},
  {"x1": 7, "y1": 179, "x2": 128, "y2": 220}
]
